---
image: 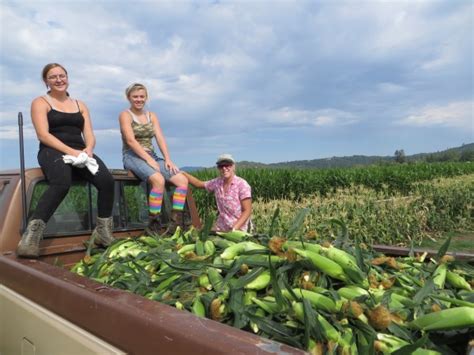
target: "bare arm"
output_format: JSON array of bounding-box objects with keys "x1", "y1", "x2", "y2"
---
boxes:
[
  {"x1": 182, "y1": 171, "x2": 206, "y2": 189},
  {"x1": 78, "y1": 101, "x2": 96, "y2": 157},
  {"x1": 31, "y1": 97, "x2": 82, "y2": 156},
  {"x1": 150, "y1": 113, "x2": 179, "y2": 174},
  {"x1": 233, "y1": 198, "x2": 252, "y2": 231},
  {"x1": 119, "y1": 111, "x2": 160, "y2": 171}
]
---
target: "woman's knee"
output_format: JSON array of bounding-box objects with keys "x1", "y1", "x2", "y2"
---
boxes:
[
  {"x1": 170, "y1": 172, "x2": 188, "y2": 187},
  {"x1": 95, "y1": 171, "x2": 115, "y2": 192},
  {"x1": 148, "y1": 172, "x2": 165, "y2": 189}
]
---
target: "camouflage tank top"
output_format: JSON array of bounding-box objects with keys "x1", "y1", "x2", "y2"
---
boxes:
[{"x1": 122, "y1": 110, "x2": 155, "y2": 153}]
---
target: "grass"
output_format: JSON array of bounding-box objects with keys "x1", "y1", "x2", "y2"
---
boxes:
[{"x1": 419, "y1": 231, "x2": 474, "y2": 254}]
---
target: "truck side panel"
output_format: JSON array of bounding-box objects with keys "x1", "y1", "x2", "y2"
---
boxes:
[
  {"x1": 0, "y1": 255, "x2": 303, "y2": 355},
  {"x1": 1, "y1": 285, "x2": 125, "y2": 355}
]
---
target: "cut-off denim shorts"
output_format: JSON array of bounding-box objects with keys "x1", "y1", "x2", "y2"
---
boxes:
[{"x1": 123, "y1": 149, "x2": 177, "y2": 182}]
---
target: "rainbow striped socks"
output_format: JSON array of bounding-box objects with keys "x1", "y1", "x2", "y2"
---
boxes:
[
  {"x1": 172, "y1": 186, "x2": 187, "y2": 211},
  {"x1": 149, "y1": 188, "x2": 163, "y2": 215}
]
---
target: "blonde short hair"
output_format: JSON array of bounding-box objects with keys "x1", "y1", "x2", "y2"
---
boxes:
[{"x1": 125, "y1": 83, "x2": 148, "y2": 99}]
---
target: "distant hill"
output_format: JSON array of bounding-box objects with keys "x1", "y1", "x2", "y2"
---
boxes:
[
  {"x1": 183, "y1": 143, "x2": 474, "y2": 171},
  {"x1": 180, "y1": 166, "x2": 207, "y2": 172}
]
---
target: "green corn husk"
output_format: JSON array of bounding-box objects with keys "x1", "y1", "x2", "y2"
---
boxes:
[
  {"x1": 245, "y1": 270, "x2": 271, "y2": 290},
  {"x1": 192, "y1": 296, "x2": 206, "y2": 317},
  {"x1": 293, "y1": 248, "x2": 348, "y2": 282},
  {"x1": 410, "y1": 306, "x2": 474, "y2": 331},
  {"x1": 216, "y1": 230, "x2": 252, "y2": 242},
  {"x1": 432, "y1": 263, "x2": 448, "y2": 289},
  {"x1": 282, "y1": 240, "x2": 322, "y2": 254},
  {"x1": 177, "y1": 244, "x2": 196, "y2": 255},
  {"x1": 282, "y1": 288, "x2": 339, "y2": 313},
  {"x1": 204, "y1": 240, "x2": 216, "y2": 256},
  {"x1": 252, "y1": 297, "x2": 281, "y2": 314},
  {"x1": 446, "y1": 270, "x2": 472, "y2": 291},
  {"x1": 337, "y1": 285, "x2": 369, "y2": 300},
  {"x1": 292, "y1": 302, "x2": 340, "y2": 343},
  {"x1": 220, "y1": 241, "x2": 267, "y2": 260}
]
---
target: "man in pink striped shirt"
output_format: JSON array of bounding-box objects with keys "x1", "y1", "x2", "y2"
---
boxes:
[{"x1": 183, "y1": 154, "x2": 252, "y2": 232}]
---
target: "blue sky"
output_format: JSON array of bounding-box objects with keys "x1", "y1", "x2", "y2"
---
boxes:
[{"x1": 1, "y1": 0, "x2": 473, "y2": 170}]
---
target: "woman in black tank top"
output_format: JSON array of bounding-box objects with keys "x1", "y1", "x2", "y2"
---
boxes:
[{"x1": 16, "y1": 63, "x2": 116, "y2": 258}]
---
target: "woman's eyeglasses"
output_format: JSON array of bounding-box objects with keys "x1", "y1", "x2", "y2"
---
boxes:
[{"x1": 47, "y1": 74, "x2": 67, "y2": 81}]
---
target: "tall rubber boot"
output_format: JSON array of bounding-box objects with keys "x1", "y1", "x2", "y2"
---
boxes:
[
  {"x1": 16, "y1": 219, "x2": 46, "y2": 258},
  {"x1": 91, "y1": 216, "x2": 115, "y2": 247}
]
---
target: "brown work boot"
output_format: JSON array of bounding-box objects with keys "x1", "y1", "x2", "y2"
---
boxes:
[
  {"x1": 145, "y1": 214, "x2": 163, "y2": 236},
  {"x1": 168, "y1": 210, "x2": 185, "y2": 234},
  {"x1": 16, "y1": 219, "x2": 46, "y2": 258},
  {"x1": 91, "y1": 216, "x2": 115, "y2": 247}
]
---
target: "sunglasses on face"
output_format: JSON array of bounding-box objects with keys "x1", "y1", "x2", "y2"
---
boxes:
[{"x1": 217, "y1": 163, "x2": 233, "y2": 169}]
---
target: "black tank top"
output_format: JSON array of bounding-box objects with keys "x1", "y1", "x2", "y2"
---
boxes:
[{"x1": 39, "y1": 96, "x2": 86, "y2": 150}]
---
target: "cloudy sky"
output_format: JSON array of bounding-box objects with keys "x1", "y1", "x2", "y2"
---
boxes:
[{"x1": 1, "y1": 0, "x2": 473, "y2": 170}]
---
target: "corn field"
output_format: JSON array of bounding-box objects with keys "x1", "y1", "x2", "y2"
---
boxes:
[{"x1": 190, "y1": 162, "x2": 474, "y2": 246}]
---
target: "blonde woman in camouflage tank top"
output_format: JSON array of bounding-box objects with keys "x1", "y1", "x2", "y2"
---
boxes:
[{"x1": 119, "y1": 83, "x2": 189, "y2": 235}]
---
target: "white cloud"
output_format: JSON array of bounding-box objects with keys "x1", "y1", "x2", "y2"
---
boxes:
[
  {"x1": 0, "y1": 0, "x2": 472, "y2": 169},
  {"x1": 397, "y1": 101, "x2": 474, "y2": 129},
  {"x1": 0, "y1": 124, "x2": 36, "y2": 140},
  {"x1": 267, "y1": 107, "x2": 359, "y2": 128},
  {"x1": 377, "y1": 82, "x2": 406, "y2": 94}
]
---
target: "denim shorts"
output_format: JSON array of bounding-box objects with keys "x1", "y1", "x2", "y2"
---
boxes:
[{"x1": 123, "y1": 149, "x2": 176, "y2": 182}]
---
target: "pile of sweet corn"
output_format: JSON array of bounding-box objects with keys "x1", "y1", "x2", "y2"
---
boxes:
[{"x1": 72, "y1": 225, "x2": 474, "y2": 354}]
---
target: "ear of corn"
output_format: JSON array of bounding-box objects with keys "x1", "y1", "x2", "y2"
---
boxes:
[
  {"x1": 252, "y1": 297, "x2": 281, "y2": 314},
  {"x1": 337, "y1": 285, "x2": 369, "y2": 300},
  {"x1": 446, "y1": 270, "x2": 472, "y2": 291},
  {"x1": 282, "y1": 288, "x2": 339, "y2": 313},
  {"x1": 410, "y1": 306, "x2": 474, "y2": 331},
  {"x1": 283, "y1": 240, "x2": 322, "y2": 254},
  {"x1": 292, "y1": 302, "x2": 341, "y2": 343},
  {"x1": 220, "y1": 241, "x2": 267, "y2": 260},
  {"x1": 177, "y1": 243, "x2": 195, "y2": 255},
  {"x1": 432, "y1": 263, "x2": 448, "y2": 289},
  {"x1": 321, "y1": 245, "x2": 367, "y2": 285},
  {"x1": 216, "y1": 230, "x2": 252, "y2": 242},
  {"x1": 293, "y1": 248, "x2": 348, "y2": 282},
  {"x1": 192, "y1": 296, "x2": 206, "y2": 317},
  {"x1": 245, "y1": 270, "x2": 271, "y2": 290}
]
